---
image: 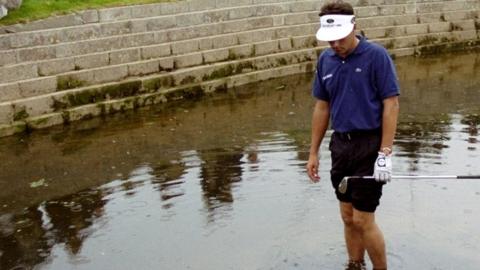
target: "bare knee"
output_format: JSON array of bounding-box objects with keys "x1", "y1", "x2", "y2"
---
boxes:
[
  {"x1": 352, "y1": 214, "x2": 373, "y2": 232},
  {"x1": 340, "y1": 202, "x2": 355, "y2": 227},
  {"x1": 352, "y1": 216, "x2": 365, "y2": 228},
  {"x1": 341, "y1": 214, "x2": 355, "y2": 227}
]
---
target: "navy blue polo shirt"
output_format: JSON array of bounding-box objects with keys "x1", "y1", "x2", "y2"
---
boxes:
[{"x1": 312, "y1": 36, "x2": 400, "y2": 132}]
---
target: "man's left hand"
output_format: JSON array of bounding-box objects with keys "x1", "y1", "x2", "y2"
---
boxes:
[{"x1": 374, "y1": 152, "x2": 392, "y2": 182}]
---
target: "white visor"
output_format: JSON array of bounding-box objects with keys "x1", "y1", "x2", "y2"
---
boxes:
[{"x1": 316, "y1": 15, "x2": 355, "y2": 41}]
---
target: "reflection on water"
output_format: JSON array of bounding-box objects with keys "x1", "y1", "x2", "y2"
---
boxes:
[
  {"x1": 0, "y1": 51, "x2": 480, "y2": 270},
  {"x1": 0, "y1": 189, "x2": 105, "y2": 269}
]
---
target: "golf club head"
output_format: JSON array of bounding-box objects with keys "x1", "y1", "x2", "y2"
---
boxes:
[{"x1": 338, "y1": 177, "x2": 348, "y2": 194}]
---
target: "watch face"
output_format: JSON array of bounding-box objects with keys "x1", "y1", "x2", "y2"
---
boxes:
[{"x1": 377, "y1": 157, "x2": 386, "y2": 167}]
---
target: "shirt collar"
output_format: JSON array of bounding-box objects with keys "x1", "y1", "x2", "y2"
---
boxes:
[{"x1": 326, "y1": 35, "x2": 368, "y2": 57}]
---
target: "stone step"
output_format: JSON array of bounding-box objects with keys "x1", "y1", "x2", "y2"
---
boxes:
[
  {"x1": 356, "y1": 8, "x2": 479, "y2": 29},
  {"x1": 1, "y1": 24, "x2": 478, "y2": 127},
  {"x1": 355, "y1": 0, "x2": 480, "y2": 18},
  {"x1": 0, "y1": 8, "x2": 477, "y2": 86},
  {"x1": 0, "y1": 0, "x2": 479, "y2": 138},
  {"x1": 374, "y1": 28, "x2": 479, "y2": 53},
  {"x1": 0, "y1": 59, "x2": 317, "y2": 137},
  {"x1": 2, "y1": 14, "x2": 476, "y2": 99},
  {"x1": 0, "y1": 11, "x2": 319, "y2": 66},
  {"x1": 0, "y1": 10, "x2": 472, "y2": 86},
  {"x1": 361, "y1": 19, "x2": 479, "y2": 39},
  {"x1": 0, "y1": 0, "x2": 320, "y2": 50},
  {"x1": 1, "y1": 6, "x2": 477, "y2": 70},
  {"x1": 0, "y1": 0, "x2": 461, "y2": 35},
  {"x1": 0, "y1": 23, "x2": 319, "y2": 90},
  {"x1": 0, "y1": 46, "x2": 321, "y2": 126},
  {"x1": 1, "y1": 0, "x2": 477, "y2": 53},
  {"x1": 1, "y1": 32, "x2": 476, "y2": 137}
]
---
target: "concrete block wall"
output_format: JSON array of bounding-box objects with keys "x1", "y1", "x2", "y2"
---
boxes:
[{"x1": 0, "y1": 0, "x2": 479, "y2": 137}]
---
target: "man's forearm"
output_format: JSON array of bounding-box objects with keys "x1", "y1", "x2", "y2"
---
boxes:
[
  {"x1": 380, "y1": 96, "x2": 399, "y2": 152},
  {"x1": 310, "y1": 100, "x2": 330, "y2": 156}
]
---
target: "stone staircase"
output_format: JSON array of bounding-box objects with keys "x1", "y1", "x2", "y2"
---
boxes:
[{"x1": 0, "y1": 0, "x2": 479, "y2": 137}]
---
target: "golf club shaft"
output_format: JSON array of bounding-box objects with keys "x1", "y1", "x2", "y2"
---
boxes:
[
  {"x1": 338, "y1": 175, "x2": 480, "y2": 194},
  {"x1": 346, "y1": 175, "x2": 480, "y2": 180}
]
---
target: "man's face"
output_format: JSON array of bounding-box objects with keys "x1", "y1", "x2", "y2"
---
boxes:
[{"x1": 327, "y1": 31, "x2": 356, "y2": 58}]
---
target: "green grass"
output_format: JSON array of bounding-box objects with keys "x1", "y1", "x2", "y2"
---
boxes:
[{"x1": 0, "y1": 0, "x2": 175, "y2": 26}]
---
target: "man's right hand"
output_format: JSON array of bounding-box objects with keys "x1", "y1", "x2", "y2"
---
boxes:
[{"x1": 306, "y1": 154, "x2": 321, "y2": 182}]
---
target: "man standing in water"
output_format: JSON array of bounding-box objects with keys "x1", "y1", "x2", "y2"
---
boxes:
[{"x1": 306, "y1": 1, "x2": 399, "y2": 270}]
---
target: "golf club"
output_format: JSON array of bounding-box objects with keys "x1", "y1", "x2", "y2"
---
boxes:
[{"x1": 338, "y1": 175, "x2": 480, "y2": 194}]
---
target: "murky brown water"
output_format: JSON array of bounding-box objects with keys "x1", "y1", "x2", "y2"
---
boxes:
[{"x1": 1, "y1": 51, "x2": 480, "y2": 270}]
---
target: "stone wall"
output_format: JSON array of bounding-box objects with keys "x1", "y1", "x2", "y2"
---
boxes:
[{"x1": 0, "y1": 0, "x2": 479, "y2": 137}]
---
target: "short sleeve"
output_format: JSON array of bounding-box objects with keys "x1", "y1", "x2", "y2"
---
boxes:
[
  {"x1": 374, "y1": 48, "x2": 400, "y2": 99},
  {"x1": 312, "y1": 54, "x2": 330, "y2": 101}
]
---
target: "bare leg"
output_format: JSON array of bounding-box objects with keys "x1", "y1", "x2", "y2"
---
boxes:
[
  {"x1": 352, "y1": 208, "x2": 387, "y2": 269},
  {"x1": 339, "y1": 202, "x2": 365, "y2": 262}
]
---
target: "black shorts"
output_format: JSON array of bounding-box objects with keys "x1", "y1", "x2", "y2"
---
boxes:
[{"x1": 329, "y1": 129, "x2": 384, "y2": 213}]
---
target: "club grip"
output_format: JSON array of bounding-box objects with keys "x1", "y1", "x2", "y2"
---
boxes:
[{"x1": 457, "y1": 175, "x2": 480, "y2": 179}]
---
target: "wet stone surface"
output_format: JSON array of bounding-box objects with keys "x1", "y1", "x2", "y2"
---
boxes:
[{"x1": 0, "y1": 51, "x2": 480, "y2": 270}]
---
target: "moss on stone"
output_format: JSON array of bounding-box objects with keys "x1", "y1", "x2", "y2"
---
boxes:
[
  {"x1": 101, "y1": 80, "x2": 142, "y2": 99},
  {"x1": 418, "y1": 36, "x2": 439, "y2": 46},
  {"x1": 62, "y1": 111, "x2": 71, "y2": 124},
  {"x1": 13, "y1": 107, "x2": 29, "y2": 121},
  {"x1": 305, "y1": 62, "x2": 314, "y2": 72},
  {"x1": 441, "y1": 37, "x2": 452, "y2": 43},
  {"x1": 277, "y1": 58, "x2": 288, "y2": 66},
  {"x1": 180, "y1": 75, "x2": 196, "y2": 85},
  {"x1": 214, "y1": 83, "x2": 228, "y2": 93},
  {"x1": 30, "y1": 117, "x2": 49, "y2": 126},
  {"x1": 416, "y1": 40, "x2": 480, "y2": 55},
  {"x1": 141, "y1": 95, "x2": 159, "y2": 106},
  {"x1": 234, "y1": 61, "x2": 254, "y2": 74},
  {"x1": 202, "y1": 65, "x2": 235, "y2": 81},
  {"x1": 385, "y1": 28, "x2": 395, "y2": 38},
  {"x1": 80, "y1": 113, "x2": 94, "y2": 121},
  {"x1": 143, "y1": 77, "x2": 161, "y2": 92},
  {"x1": 97, "y1": 103, "x2": 107, "y2": 116},
  {"x1": 132, "y1": 97, "x2": 141, "y2": 109},
  {"x1": 228, "y1": 50, "x2": 238, "y2": 60},
  {"x1": 66, "y1": 89, "x2": 100, "y2": 107},
  {"x1": 303, "y1": 37, "x2": 316, "y2": 48},
  {"x1": 52, "y1": 98, "x2": 68, "y2": 111},
  {"x1": 57, "y1": 76, "x2": 86, "y2": 91},
  {"x1": 450, "y1": 23, "x2": 463, "y2": 31},
  {"x1": 143, "y1": 76, "x2": 174, "y2": 92},
  {"x1": 161, "y1": 76, "x2": 175, "y2": 88},
  {"x1": 385, "y1": 40, "x2": 395, "y2": 50},
  {"x1": 475, "y1": 21, "x2": 480, "y2": 31},
  {"x1": 418, "y1": 43, "x2": 449, "y2": 55},
  {"x1": 14, "y1": 123, "x2": 27, "y2": 134},
  {"x1": 358, "y1": 0, "x2": 368, "y2": 5},
  {"x1": 439, "y1": 13, "x2": 446, "y2": 22},
  {"x1": 166, "y1": 86, "x2": 204, "y2": 101},
  {"x1": 63, "y1": 81, "x2": 141, "y2": 108}
]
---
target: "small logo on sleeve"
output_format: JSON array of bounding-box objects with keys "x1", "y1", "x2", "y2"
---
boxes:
[{"x1": 322, "y1": 74, "x2": 333, "y2": 81}]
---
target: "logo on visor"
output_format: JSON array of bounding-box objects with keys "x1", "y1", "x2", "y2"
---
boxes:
[{"x1": 326, "y1": 18, "x2": 334, "y2": 23}]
